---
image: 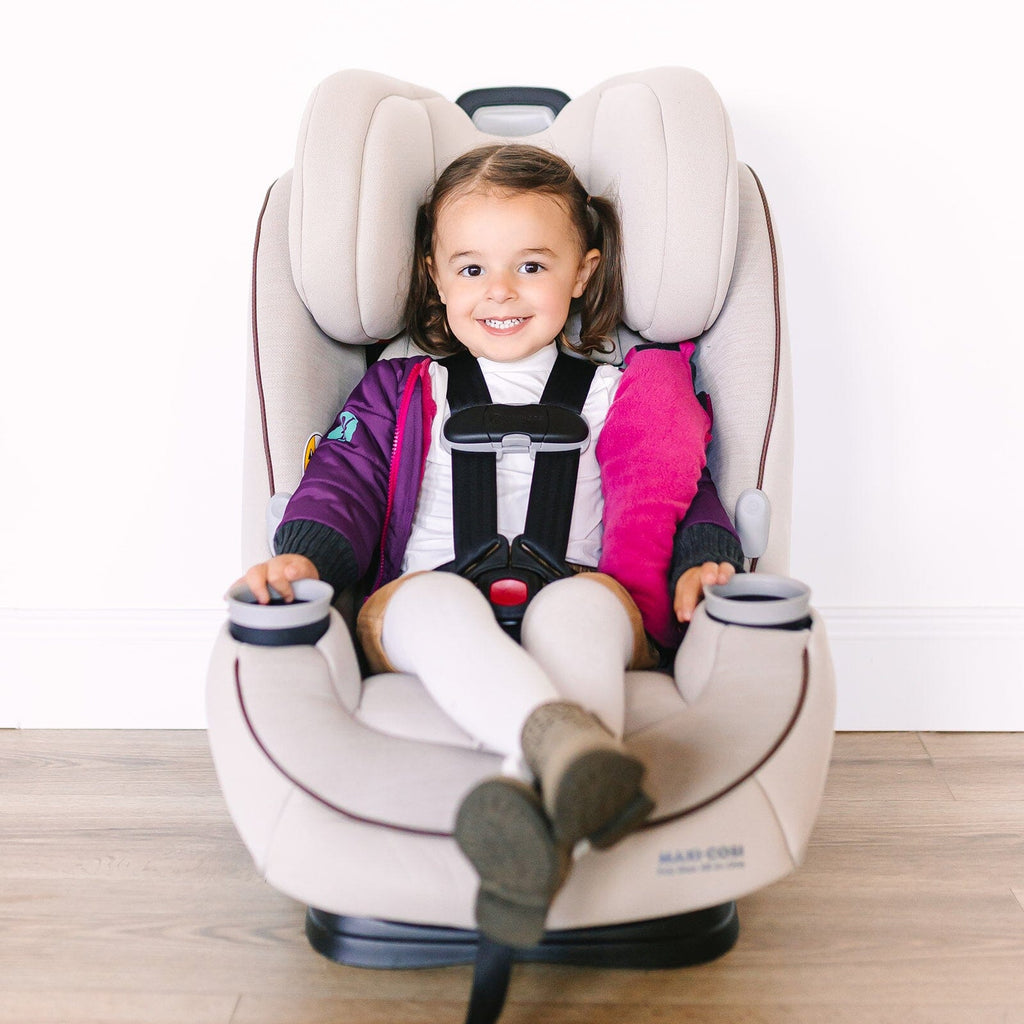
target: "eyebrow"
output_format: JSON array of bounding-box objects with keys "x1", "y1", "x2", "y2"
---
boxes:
[{"x1": 447, "y1": 247, "x2": 558, "y2": 264}]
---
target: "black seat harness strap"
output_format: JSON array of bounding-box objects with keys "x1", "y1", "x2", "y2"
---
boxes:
[
  {"x1": 442, "y1": 348, "x2": 500, "y2": 559},
  {"x1": 438, "y1": 347, "x2": 598, "y2": 638},
  {"x1": 524, "y1": 353, "x2": 598, "y2": 561}
]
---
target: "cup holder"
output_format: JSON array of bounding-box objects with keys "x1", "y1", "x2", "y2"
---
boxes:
[
  {"x1": 227, "y1": 579, "x2": 335, "y2": 646},
  {"x1": 702, "y1": 574, "x2": 811, "y2": 629}
]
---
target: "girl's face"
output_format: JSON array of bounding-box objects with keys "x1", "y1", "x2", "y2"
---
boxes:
[{"x1": 429, "y1": 189, "x2": 600, "y2": 363}]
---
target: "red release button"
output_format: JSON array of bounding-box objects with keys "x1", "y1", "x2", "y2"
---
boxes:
[{"x1": 489, "y1": 578, "x2": 529, "y2": 607}]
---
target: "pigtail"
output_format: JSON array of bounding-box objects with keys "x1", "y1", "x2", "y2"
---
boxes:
[
  {"x1": 574, "y1": 192, "x2": 624, "y2": 358},
  {"x1": 404, "y1": 203, "x2": 464, "y2": 357}
]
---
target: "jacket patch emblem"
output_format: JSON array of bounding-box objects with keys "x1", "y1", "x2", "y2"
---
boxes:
[
  {"x1": 303, "y1": 433, "x2": 322, "y2": 472},
  {"x1": 327, "y1": 412, "x2": 359, "y2": 443}
]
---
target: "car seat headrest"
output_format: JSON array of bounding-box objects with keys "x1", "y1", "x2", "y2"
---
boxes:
[{"x1": 289, "y1": 67, "x2": 738, "y2": 346}]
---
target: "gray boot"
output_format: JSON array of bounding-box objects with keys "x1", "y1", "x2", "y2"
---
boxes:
[
  {"x1": 520, "y1": 701, "x2": 654, "y2": 849},
  {"x1": 454, "y1": 776, "x2": 571, "y2": 948}
]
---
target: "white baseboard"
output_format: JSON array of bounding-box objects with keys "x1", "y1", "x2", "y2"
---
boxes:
[
  {"x1": 2, "y1": 607, "x2": 1023, "y2": 730},
  {"x1": 821, "y1": 607, "x2": 1024, "y2": 731},
  {"x1": 1, "y1": 609, "x2": 224, "y2": 728}
]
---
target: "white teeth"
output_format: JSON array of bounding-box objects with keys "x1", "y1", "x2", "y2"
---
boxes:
[{"x1": 484, "y1": 318, "x2": 524, "y2": 329}]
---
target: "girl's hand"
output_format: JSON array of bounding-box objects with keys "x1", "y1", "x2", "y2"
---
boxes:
[
  {"x1": 673, "y1": 561, "x2": 736, "y2": 623},
  {"x1": 232, "y1": 554, "x2": 319, "y2": 605}
]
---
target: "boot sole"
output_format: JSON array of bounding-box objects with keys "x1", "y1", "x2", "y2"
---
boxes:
[
  {"x1": 550, "y1": 748, "x2": 653, "y2": 848},
  {"x1": 454, "y1": 778, "x2": 567, "y2": 948}
]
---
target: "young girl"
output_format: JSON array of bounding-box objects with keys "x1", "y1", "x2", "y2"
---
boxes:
[{"x1": 238, "y1": 145, "x2": 742, "y2": 947}]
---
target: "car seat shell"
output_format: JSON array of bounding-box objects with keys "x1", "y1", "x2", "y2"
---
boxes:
[{"x1": 208, "y1": 68, "x2": 836, "y2": 1016}]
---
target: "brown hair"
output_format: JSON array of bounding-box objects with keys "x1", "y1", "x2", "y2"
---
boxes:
[{"x1": 404, "y1": 144, "x2": 624, "y2": 358}]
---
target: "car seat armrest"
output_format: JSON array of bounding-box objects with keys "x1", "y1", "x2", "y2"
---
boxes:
[{"x1": 315, "y1": 611, "x2": 364, "y2": 712}]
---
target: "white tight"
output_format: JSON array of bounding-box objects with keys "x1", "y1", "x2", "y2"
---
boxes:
[{"x1": 378, "y1": 572, "x2": 637, "y2": 757}]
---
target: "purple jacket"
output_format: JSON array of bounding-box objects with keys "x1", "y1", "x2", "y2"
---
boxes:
[
  {"x1": 279, "y1": 356, "x2": 434, "y2": 592},
  {"x1": 279, "y1": 352, "x2": 738, "y2": 601}
]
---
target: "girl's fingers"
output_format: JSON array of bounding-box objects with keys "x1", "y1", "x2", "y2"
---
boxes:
[
  {"x1": 702, "y1": 561, "x2": 736, "y2": 586},
  {"x1": 232, "y1": 556, "x2": 318, "y2": 605},
  {"x1": 243, "y1": 567, "x2": 272, "y2": 605},
  {"x1": 676, "y1": 563, "x2": 737, "y2": 622},
  {"x1": 266, "y1": 565, "x2": 295, "y2": 604},
  {"x1": 674, "y1": 570, "x2": 701, "y2": 622}
]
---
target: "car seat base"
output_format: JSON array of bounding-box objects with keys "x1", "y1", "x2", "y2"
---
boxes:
[{"x1": 305, "y1": 901, "x2": 739, "y2": 970}]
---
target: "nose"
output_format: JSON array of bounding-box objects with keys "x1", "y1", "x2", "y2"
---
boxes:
[{"x1": 486, "y1": 270, "x2": 517, "y2": 302}]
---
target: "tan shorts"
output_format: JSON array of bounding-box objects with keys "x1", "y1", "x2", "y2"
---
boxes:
[{"x1": 356, "y1": 569, "x2": 657, "y2": 675}]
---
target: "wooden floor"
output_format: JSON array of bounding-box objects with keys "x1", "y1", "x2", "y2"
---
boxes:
[{"x1": 2, "y1": 731, "x2": 1024, "y2": 1023}]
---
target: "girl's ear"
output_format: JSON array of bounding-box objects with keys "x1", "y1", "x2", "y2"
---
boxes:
[
  {"x1": 426, "y1": 255, "x2": 447, "y2": 305},
  {"x1": 572, "y1": 249, "x2": 601, "y2": 299}
]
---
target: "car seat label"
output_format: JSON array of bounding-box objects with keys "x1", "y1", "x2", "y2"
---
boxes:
[{"x1": 657, "y1": 844, "x2": 746, "y2": 876}]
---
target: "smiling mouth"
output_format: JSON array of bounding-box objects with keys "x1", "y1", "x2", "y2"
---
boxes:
[{"x1": 481, "y1": 317, "x2": 528, "y2": 331}]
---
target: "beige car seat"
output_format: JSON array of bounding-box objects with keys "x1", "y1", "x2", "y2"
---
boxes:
[{"x1": 206, "y1": 67, "x2": 836, "y2": 1024}]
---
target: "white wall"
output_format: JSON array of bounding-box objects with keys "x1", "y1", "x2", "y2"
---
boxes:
[{"x1": 3, "y1": 1, "x2": 1022, "y2": 727}]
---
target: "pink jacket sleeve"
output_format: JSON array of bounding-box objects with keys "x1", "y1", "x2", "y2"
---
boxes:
[{"x1": 596, "y1": 342, "x2": 712, "y2": 647}]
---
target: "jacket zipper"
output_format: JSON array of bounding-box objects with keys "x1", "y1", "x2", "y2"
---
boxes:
[{"x1": 373, "y1": 361, "x2": 428, "y2": 592}]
